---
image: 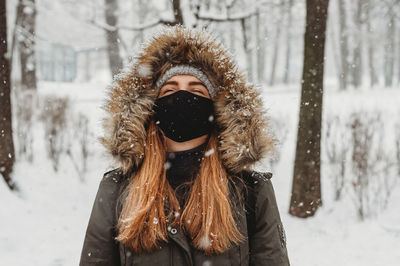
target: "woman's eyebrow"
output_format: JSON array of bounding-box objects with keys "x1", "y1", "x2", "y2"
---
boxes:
[
  {"x1": 188, "y1": 81, "x2": 206, "y2": 87},
  {"x1": 163, "y1": 81, "x2": 179, "y2": 86}
]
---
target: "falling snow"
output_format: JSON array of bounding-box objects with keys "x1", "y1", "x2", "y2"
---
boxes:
[
  {"x1": 164, "y1": 161, "x2": 171, "y2": 170},
  {"x1": 198, "y1": 235, "x2": 212, "y2": 249},
  {"x1": 1, "y1": 1, "x2": 399, "y2": 265},
  {"x1": 205, "y1": 149, "x2": 214, "y2": 157},
  {"x1": 136, "y1": 63, "x2": 152, "y2": 78}
]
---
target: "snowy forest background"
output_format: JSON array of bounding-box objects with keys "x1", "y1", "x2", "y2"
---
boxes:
[{"x1": 1, "y1": 0, "x2": 400, "y2": 265}]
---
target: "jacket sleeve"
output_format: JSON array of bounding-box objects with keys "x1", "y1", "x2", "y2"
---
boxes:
[
  {"x1": 79, "y1": 171, "x2": 123, "y2": 266},
  {"x1": 249, "y1": 173, "x2": 290, "y2": 266}
]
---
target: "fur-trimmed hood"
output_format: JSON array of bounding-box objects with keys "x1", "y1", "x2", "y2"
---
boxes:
[{"x1": 101, "y1": 26, "x2": 273, "y2": 175}]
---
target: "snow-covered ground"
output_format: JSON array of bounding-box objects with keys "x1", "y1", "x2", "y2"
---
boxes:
[{"x1": 1, "y1": 80, "x2": 399, "y2": 266}]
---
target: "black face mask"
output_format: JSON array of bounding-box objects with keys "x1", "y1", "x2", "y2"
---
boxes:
[{"x1": 153, "y1": 90, "x2": 214, "y2": 142}]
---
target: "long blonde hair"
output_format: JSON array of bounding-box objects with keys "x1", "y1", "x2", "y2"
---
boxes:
[{"x1": 116, "y1": 121, "x2": 244, "y2": 255}]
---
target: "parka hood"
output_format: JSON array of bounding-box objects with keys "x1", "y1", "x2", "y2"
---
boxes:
[{"x1": 101, "y1": 26, "x2": 273, "y2": 174}]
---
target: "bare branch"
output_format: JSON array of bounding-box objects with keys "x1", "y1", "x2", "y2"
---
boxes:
[
  {"x1": 195, "y1": 10, "x2": 256, "y2": 22},
  {"x1": 86, "y1": 17, "x2": 178, "y2": 32}
]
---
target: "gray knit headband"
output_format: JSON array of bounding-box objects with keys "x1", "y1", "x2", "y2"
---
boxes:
[{"x1": 155, "y1": 65, "x2": 215, "y2": 99}]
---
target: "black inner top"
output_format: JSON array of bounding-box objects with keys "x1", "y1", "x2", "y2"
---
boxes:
[{"x1": 166, "y1": 142, "x2": 207, "y2": 207}]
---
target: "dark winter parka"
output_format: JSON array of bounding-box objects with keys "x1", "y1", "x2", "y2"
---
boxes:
[{"x1": 79, "y1": 26, "x2": 290, "y2": 266}]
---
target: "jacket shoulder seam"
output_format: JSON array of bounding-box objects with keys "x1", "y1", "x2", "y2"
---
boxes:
[
  {"x1": 251, "y1": 171, "x2": 273, "y2": 182},
  {"x1": 239, "y1": 170, "x2": 273, "y2": 185},
  {"x1": 103, "y1": 168, "x2": 125, "y2": 184}
]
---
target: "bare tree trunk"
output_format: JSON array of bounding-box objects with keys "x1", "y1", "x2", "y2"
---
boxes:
[
  {"x1": 136, "y1": 0, "x2": 148, "y2": 44},
  {"x1": 105, "y1": 0, "x2": 123, "y2": 78},
  {"x1": 241, "y1": 17, "x2": 254, "y2": 82},
  {"x1": 365, "y1": 0, "x2": 378, "y2": 87},
  {"x1": 9, "y1": 2, "x2": 21, "y2": 77},
  {"x1": 16, "y1": 0, "x2": 37, "y2": 90},
  {"x1": 337, "y1": 0, "x2": 349, "y2": 90},
  {"x1": 289, "y1": 0, "x2": 329, "y2": 218},
  {"x1": 350, "y1": 0, "x2": 363, "y2": 88},
  {"x1": 269, "y1": 2, "x2": 285, "y2": 86},
  {"x1": 172, "y1": 0, "x2": 184, "y2": 25},
  {"x1": 256, "y1": 11, "x2": 266, "y2": 83},
  {"x1": 230, "y1": 22, "x2": 236, "y2": 53},
  {"x1": 130, "y1": 0, "x2": 147, "y2": 53},
  {"x1": 283, "y1": 0, "x2": 293, "y2": 84},
  {"x1": 227, "y1": 2, "x2": 236, "y2": 53},
  {"x1": 0, "y1": 0, "x2": 17, "y2": 190},
  {"x1": 384, "y1": 9, "x2": 395, "y2": 88},
  {"x1": 250, "y1": 14, "x2": 258, "y2": 82},
  {"x1": 328, "y1": 11, "x2": 344, "y2": 91}
]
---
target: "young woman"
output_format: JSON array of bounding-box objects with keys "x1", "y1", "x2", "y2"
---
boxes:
[{"x1": 79, "y1": 26, "x2": 290, "y2": 266}]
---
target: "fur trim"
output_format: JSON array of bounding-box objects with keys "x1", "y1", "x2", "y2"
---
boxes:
[{"x1": 101, "y1": 26, "x2": 274, "y2": 174}]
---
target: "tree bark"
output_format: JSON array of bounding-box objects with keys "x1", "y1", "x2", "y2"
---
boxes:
[
  {"x1": 337, "y1": 0, "x2": 349, "y2": 90},
  {"x1": 241, "y1": 17, "x2": 254, "y2": 82},
  {"x1": 105, "y1": 0, "x2": 123, "y2": 78},
  {"x1": 256, "y1": 11, "x2": 267, "y2": 83},
  {"x1": 350, "y1": 0, "x2": 363, "y2": 88},
  {"x1": 172, "y1": 0, "x2": 184, "y2": 25},
  {"x1": 0, "y1": 0, "x2": 17, "y2": 190},
  {"x1": 384, "y1": 9, "x2": 395, "y2": 88},
  {"x1": 16, "y1": 0, "x2": 37, "y2": 90},
  {"x1": 289, "y1": 0, "x2": 329, "y2": 218},
  {"x1": 283, "y1": 0, "x2": 293, "y2": 84},
  {"x1": 269, "y1": 1, "x2": 285, "y2": 86},
  {"x1": 365, "y1": 0, "x2": 378, "y2": 87}
]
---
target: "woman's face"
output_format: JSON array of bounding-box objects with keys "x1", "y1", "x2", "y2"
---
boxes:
[{"x1": 158, "y1": 75, "x2": 211, "y2": 99}]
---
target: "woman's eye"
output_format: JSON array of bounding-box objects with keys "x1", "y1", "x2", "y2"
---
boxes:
[
  {"x1": 193, "y1": 89, "x2": 204, "y2": 94},
  {"x1": 162, "y1": 88, "x2": 174, "y2": 94}
]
